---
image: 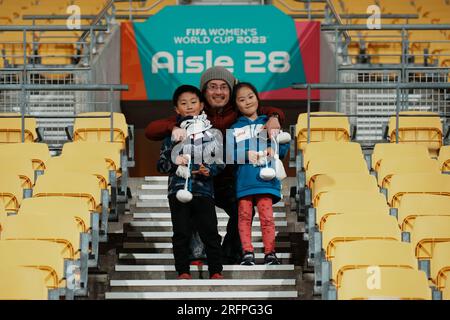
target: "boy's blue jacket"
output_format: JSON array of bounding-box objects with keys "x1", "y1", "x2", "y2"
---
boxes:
[{"x1": 228, "y1": 115, "x2": 289, "y2": 203}]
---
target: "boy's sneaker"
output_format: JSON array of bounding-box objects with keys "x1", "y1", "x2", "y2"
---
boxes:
[
  {"x1": 240, "y1": 252, "x2": 256, "y2": 266},
  {"x1": 177, "y1": 273, "x2": 192, "y2": 280},
  {"x1": 264, "y1": 252, "x2": 281, "y2": 265},
  {"x1": 210, "y1": 273, "x2": 224, "y2": 279}
]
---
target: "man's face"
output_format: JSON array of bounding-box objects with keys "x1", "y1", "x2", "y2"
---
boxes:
[{"x1": 204, "y1": 80, "x2": 230, "y2": 109}]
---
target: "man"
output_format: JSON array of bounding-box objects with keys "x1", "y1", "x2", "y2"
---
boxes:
[{"x1": 145, "y1": 66, "x2": 285, "y2": 264}]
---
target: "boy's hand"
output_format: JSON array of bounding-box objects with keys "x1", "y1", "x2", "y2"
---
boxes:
[
  {"x1": 172, "y1": 127, "x2": 187, "y2": 142},
  {"x1": 248, "y1": 150, "x2": 259, "y2": 165},
  {"x1": 193, "y1": 164, "x2": 210, "y2": 177},
  {"x1": 175, "y1": 154, "x2": 189, "y2": 166}
]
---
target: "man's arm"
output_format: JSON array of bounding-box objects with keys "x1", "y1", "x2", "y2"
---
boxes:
[
  {"x1": 145, "y1": 115, "x2": 178, "y2": 141},
  {"x1": 259, "y1": 106, "x2": 285, "y2": 125}
]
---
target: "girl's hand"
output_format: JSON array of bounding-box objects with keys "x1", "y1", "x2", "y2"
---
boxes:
[
  {"x1": 175, "y1": 155, "x2": 189, "y2": 166},
  {"x1": 248, "y1": 150, "x2": 259, "y2": 164},
  {"x1": 265, "y1": 147, "x2": 275, "y2": 157},
  {"x1": 264, "y1": 117, "x2": 281, "y2": 139}
]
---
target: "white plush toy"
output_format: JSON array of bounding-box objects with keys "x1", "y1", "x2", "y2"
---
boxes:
[
  {"x1": 176, "y1": 154, "x2": 193, "y2": 203},
  {"x1": 259, "y1": 151, "x2": 276, "y2": 181},
  {"x1": 258, "y1": 131, "x2": 291, "y2": 181}
]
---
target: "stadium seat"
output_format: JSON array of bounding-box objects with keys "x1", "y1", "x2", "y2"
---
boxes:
[
  {"x1": 0, "y1": 172, "x2": 23, "y2": 213},
  {"x1": 331, "y1": 240, "x2": 417, "y2": 291},
  {"x1": 311, "y1": 173, "x2": 378, "y2": 208},
  {"x1": 0, "y1": 156, "x2": 35, "y2": 189},
  {"x1": 19, "y1": 197, "x2": 100, "y2": 266},
  {"x1": 295, "y1": 112, "x2": 351, "y2": 152},
  {"x1": 388, "y1": 111, "x2": 443, "y2": 157},
  {"x1": 0, "y1": 266, "x2": 49, "y2": 300},
  {"x1": 430, "y1": 242, "x2": 450, "y2": 293},
  {"x1": 1, "y1": 213, "x2": 89, "y2": 295},
  {"x1": 302, "y1": 142, "x2": 363, "y2": 170},
  {"x1": 321, "y1": 214, "x2": 401, "y2": 261},
  {"x1": 388, "y1": 173, "x2": 450, "y2": 207},
  {"x1": 438, "y1": 146, "x2": 450, "y2": 173},
  {"x1": 73, "y1": 112, "x2": 129, "y2": 150},
  {"x1": 313, "y1": 191, "x2": 389, "y2": 232},
  {"x1": 411, "y1": 216, "x2": 450, "y2": 260},
  {"x1": 377, "y1": 157, "x2": 440, "y2": 189},
  {"x1": 371, "y1": 143, "x2": 430, "y2": 172},
  {"x1": 397, "y1": 194, "x2": 450, "y2": 232},
  {"x1": 337, "y1": 268, "x2": 431, "y2": 300},
  {"x1": 0, "y1": 143, "x2": 50, "y2": 171},
  {"x1": 0, "y1": 240, "x2": 68, "y2": 293},
  {"x1": 0, "y1": 113, "x2": 37, "y2": 143}
]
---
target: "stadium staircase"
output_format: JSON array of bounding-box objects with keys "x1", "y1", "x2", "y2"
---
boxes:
[{"x1": 103, "y1": 176, "x2": 305, "y2": 300}]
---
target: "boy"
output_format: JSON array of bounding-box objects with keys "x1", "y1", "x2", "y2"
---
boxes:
[{"x1": 157, "y1": 85, "x2": 224, "y2": 279}]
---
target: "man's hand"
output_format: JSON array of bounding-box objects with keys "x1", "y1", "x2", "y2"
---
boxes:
[
  {"x1": 264, "y1": 116, "x2": 281, "y2": 139},
  {"x1": 171, "y1": 126, "x2": 187, "y2": 142},
  {"x1": 193, "y1": 164, "x2": 210, "y2": 177},
  {"x1": 175, "y1": 154, "x2": 189, "y2": 166}
]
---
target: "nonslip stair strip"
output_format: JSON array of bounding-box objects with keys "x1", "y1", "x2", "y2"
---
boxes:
[
  {"x1": 126, "y1": 231, "x2": 278, "y2": 237},
  {"x1": 115, "y1": 264, "x2": 296, "y2": 272},
  {"x1": 110, "y1": 279, "x2": 296, "y2": 286},
  {"x1": 133, "y1": 212, "x2": 287, "y2": 219},
  {"x1": 105, "y1": 291, "x2": 298, "y2": 299},
  {"x1": 118, "y1": 253, "x2": 291, "y2": 260},
  {"x1": 122, "y1": 241, "x2": 290, "y2": 249},
  {"x1": 128, "y1": 221, "x2": 288, "y2": 227}
]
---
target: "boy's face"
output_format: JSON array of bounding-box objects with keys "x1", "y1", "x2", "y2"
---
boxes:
[{"x1": 175, "y1": 91, "x2": 204, "y2": 117}]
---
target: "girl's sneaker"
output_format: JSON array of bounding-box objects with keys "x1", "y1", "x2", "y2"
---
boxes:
[
  {"x1": 264, "y1": 252, "x2": 281, "y2": 265},
  {"x1": 240, "y1": 252, "x2": 256, "y2": 265},
  {"x1": 177, "y1": 273, "x2": 192, "y2": 280}
]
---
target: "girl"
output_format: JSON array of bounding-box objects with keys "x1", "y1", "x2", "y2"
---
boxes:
[{"x1": 228, "y1": 82, "x2": 289, "y2": 265}]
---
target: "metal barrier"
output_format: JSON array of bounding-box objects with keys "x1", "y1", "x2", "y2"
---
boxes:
[{"x1": 291, "y1": 82, "x2": 450, "y2": 147}]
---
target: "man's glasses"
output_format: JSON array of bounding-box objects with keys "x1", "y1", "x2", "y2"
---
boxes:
[{"x1": 207, "y1": 83, "x2": 229, "y2": 92}]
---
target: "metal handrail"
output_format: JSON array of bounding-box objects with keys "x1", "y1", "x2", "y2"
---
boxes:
[
  {"x1": 0, "y1": 26, "x2": 107, "y2": 31},
  {"x1": 0, "y1": 84, "x2": 128, "y2": 91},
  {"x1": 22, "y1": 15, "x2": 152, "y2": 21},
  {"x1": 291, "y1": 82, "x2": 450, "y2": 90},
  {"x1": 116, "y1": 0, "x2": 164, "y2": 12},
  {"x1": 322, "y1": 24, "x2": 450, "y2": 31}
]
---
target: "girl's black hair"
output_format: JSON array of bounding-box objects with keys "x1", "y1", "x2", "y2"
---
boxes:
[{"x1": 231, "y1": 82, "x2": 261, "y2": 116}]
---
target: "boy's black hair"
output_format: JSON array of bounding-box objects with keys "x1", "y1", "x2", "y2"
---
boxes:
[
  {"x1": 231, "y1": 82, "x2": 261, "y2": 116},
  {"x1": 172, "y1": 85, "x2": 203, "y2": 107}
]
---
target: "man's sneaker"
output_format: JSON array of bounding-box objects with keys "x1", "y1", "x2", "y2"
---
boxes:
[
  {"x1": 240, "y1": 252, "x2": 256, "y2": 266},
  {"x1": 210, "y1": 273, "x2": 224, "y2": 279},
  {"x1": 177, "y1": 273, "x2": 192, "y2": 280},
  {"x1": 264, "y1": 252, "x2": 281, "y2": 265}
]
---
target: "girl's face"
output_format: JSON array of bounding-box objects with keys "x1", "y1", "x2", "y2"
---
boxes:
[{"x1": 235, "y1": 86, "x2": 258, "y2": 118}]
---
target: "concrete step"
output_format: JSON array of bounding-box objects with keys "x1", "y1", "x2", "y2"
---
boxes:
[
  {"x1": 128, "y1": 221, "x2": 288, "y2": 228},
  {"x1": 125, "y1": 231, "x2": 284, "y2": 240},
  {"x1": 136, "y1": 200, "x2": 286, "y2": 208},
  {"x1": 122, "y1": 241, "x2": 290, "y2": 250},
  {"x1": 134, "y1": 204, "x2": 287, "y2": 212},
  {"x1": 105, "y1": 290, "x2": 298, "y2": 299},
  {"x1": 112, "y1": 264, "x2": 296, "y2": 280},
  {"x1": 118, "y1": 253, "x2": 291, "y2": 261},
  {"x1": 132, "y1": 212, "x2": 287, "y2": 219},
  {"x1": 138, "y1": 195, "x2": 286, "y2": 205}
]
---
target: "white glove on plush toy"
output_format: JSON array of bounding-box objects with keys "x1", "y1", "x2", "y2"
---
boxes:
[
  {"x1": 176, "y1": 154, "x2": 193, "y2": 203},
  {"x1": 175, "y1": 165, "x2": 190, "y2": 179},
  {"x1": 274, "y1": 154, "x2": 287, "y2": 180},
  {"x1": 276, "y1": 131, "x2": 291, "y2": 144},
  {"x1": 259, "y1": 151, "x2": 276, "y2": 181}
]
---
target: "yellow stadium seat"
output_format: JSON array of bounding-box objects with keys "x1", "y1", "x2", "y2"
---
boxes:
[
  {"x1": 388, "y1": 173, "x2": 450, "y2": 207},
  {"x1": 0, "y1": 266, "x2": 49, "y2": 300},
  {"x1": 321, "y1": 214, "x2": 401, "y2": 261},
  {"x1": 295, "y1": 112, "x2": 351, "y2": 152},
  {"x1": 0, "y1": 143, "x2": 50, "y2": 171},
  {"x1": 0, "y1": 240, "x2": 68, "y2": 291},
  {"x1": 45, "y1": 156, "x2": 110, "y2": 190},
  {"x1": 338, "y1": 268, "x2": 431, "y2": 300},
  {"x1": 388, "y1": 111, "x2": 443, "y2": 157},
  {"x1": 1, "y1": 213, "x2": 89, "y2": 295},
  {"x1": 372, "y1": 143, "x2": 430, "y2": 172},
  {"x1": 313, "y1": 191, "x2": 389, "y2": 232},
  {"x1": 311, "y1": 173, "x2": 378, "y2": 208},
  {"x1": 306, "y1": 156, "x2": 369, "y2": 189},
  {"x1": 331, "y1": 240, "x2": 417, "y2": 290},
  {"x1": 0, "y1": 172, "x2": 23, "y2": 213},
  {"x1": 411, "y1": 216, "x2": 450, "y2": 260},
  {"x1": 0, "y1": 156, "x2": 35, "y2": 189},
  {"x1": 398, "y1": 194, "x2": 450, "y2": 232},
  {"x1": 73, "y1": 112, "x2": 129, "y2": 150},
  {"x1": 377, "y1": 157, "x2": 441, "y2": 189},
  {"x1": 0, "y1": 113, "x2": 37, "y2": 143},
  {"x1": 302, "y1": 142, "x2": 363, "y2": 170},
  {"x1": 0, "y1": 202, "x2": 5, "y2": 232},
  {"x1": 438, "y1": 146, "x2": 450, "y2": 172},
  {"x1": 62, "y1": 141, "x2": 123, "y2": 173},
  {"x1": 430, "y1": 242, "x2": 450, "y2": 292}
]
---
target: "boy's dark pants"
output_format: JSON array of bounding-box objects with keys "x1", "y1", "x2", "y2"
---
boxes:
[{"x1": 169, "y1": 195, "x2": 223, "y2": 276}]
